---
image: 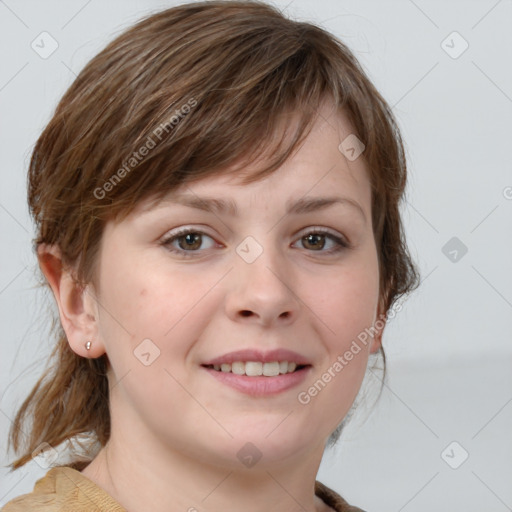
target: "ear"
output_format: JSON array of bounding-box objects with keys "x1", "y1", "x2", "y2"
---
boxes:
[
  {"x1": 369, "y1": 300, "x2": 387, "y2": 354},
  {"x1": 37, "y1": 243, "x2": 104, "y2": 358}
]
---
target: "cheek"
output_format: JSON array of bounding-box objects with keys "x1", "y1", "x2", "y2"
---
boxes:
[
  {"x1": 318, "y1": 252, "x2": 380, "y2": 348},
  {"x1": 96, "y1": 249, "x2": 218, "y2": 371},
  {"x1": 323, "y1": 254, "x2": 380, "y2": 403},
  {"x1": 299, "y1": 265, "x2": 378, "y2": 428},
  {"x1": 96, "y1": 254, "x2": 202, "y2": 425}
]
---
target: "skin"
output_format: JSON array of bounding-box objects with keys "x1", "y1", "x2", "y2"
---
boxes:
[{"x1": 38, "y1": 99, "x2": 386, "y2": 512}]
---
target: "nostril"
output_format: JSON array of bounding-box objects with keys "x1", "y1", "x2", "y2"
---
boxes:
[{"x1": 240, "y1": 310, "x2": 252, "y2": 317}]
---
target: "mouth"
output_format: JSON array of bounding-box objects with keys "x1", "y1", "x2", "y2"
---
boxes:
[
  {"x1": 200, "y1": 348, "x2": 312, "y2": 396},
  {"x1": 200, "y1": 348, "x2": 313, "y2": 396},
  {"x1": 201, "y1": 361, "x2": 310, "y2": 376}
]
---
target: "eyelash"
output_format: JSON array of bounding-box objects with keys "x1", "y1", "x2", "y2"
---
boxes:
[{"x1": 160, "y1": 227, "x2": 351, "y2": 258}]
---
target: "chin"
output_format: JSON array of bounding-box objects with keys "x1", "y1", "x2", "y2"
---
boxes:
[{"x1": 231, "y1": 425, "x2": 319, "y2": 460}]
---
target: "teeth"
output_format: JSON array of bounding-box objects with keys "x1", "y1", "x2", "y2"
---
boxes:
[
  {"x1": 263, "y1": 361, "x2": 280, "y2": 377},
  {"x1": 245, "y1": 361, "x2": 263, "y2": 376},
  {"x1": 231, "y1": 361, "x2": 245, "y2": 375},
  {"x1": 209, "y1": 361, "x2": 302, "y2": 376}
]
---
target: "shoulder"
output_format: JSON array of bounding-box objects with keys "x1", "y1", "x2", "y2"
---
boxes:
[
  {"x1": 315, "y1": 480, "x2": 367, "y2": 512},
  {"x1": 3, "y1": 470, "x2": 363, "y2": 512},
  {"x1": 1, "y1": 466, "x2": 126, "y2": 512}
]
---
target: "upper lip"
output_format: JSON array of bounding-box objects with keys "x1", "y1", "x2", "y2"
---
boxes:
[{"x1": 202, "y1": 348, "x2": 311, "y2": 366}]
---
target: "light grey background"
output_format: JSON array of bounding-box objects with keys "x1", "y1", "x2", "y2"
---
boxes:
[{"x1": 1, "y1": 0, "x2": 511, "y2": 510}]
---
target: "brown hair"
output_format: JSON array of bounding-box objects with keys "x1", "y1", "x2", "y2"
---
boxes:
[{"x1": 7, "y1": 0, "x2": 420, "y2": 471}]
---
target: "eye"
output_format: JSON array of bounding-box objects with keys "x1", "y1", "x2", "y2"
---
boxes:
[
  {"x1": 161, "y1": 226, "x2": 350, "y2": 258},
  {"x1": 293, "y1": 228, "x2": 350, "y2": 255},
  {"x1": 161, "y1": 228, "x2": 217, "y2": 257}
]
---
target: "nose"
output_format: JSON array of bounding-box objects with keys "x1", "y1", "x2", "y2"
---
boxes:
[{"x1": 224, "y1": 238, "x2": 300, "y2": 327}]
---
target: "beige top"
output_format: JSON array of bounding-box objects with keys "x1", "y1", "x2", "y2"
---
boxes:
[{"x1": 1, "y1": 466, "x2": 366, "y2": 511}]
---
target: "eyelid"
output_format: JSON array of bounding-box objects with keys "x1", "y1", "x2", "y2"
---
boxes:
[
  {"x1": 160, "y1": 225, "x2": 216, "y2": 243},
  {"x1": 296, "y1": 226, "x2": 350, "y2": 246},
  {"x1": 160, "y1": 225, "x2": 351, "y2": 256},
  {"x1": 160, "y1": 226, "x2": 218, "y2": 248},
  {"x1": 161, "y1": 225, "x2": 348, "y2": 242}
]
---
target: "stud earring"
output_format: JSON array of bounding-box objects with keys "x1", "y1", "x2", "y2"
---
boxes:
[{"x1": 85, "y1": 341, "x2": 92, "y2": 350}]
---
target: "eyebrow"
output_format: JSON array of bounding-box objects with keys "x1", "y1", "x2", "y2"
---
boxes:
[{"x1": 165, "y1": 193, "x2": 367, "y2": 223}]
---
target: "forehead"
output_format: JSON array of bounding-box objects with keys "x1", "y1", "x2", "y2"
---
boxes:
[{"x1": 132, "y1": 99, "x2": 371, "y2": 219}]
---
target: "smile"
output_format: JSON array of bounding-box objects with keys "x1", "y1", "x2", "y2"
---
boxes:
[
  {"x1": 201, "y1": 363, "x2": 311, "y2": 396},
  {"x1": 203, "y1": 361, "x2": 307, "y2": 376}
]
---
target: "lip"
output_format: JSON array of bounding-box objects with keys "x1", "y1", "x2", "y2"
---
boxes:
[
  {"x1": 202, "y1": 365, "x2": 312, "y2": 396},
  {"x1": 202, "y1": 348, "x2": 311, "y2": 366}
]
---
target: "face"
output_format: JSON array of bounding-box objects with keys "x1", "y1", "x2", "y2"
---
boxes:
[{"x1": 87, "y1": 100, "x2": 383, "y2": 469}]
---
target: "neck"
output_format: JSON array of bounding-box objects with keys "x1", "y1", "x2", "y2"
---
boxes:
[{"x1": 81, "y1": 426, "x2": 331, "y2": 512}]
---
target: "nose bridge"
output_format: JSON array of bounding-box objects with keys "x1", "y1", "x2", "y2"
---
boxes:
[
  {"x1": 235, "y1": 233, "x2": 286, "y2": 286},
  {"x1": 228, "y1": 232, "x2": 299, "y2": 321}
]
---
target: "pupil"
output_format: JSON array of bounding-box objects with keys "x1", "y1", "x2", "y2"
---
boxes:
[
  {"x1": 305, "y1": 234, "x2": 324, "y2": 250},
  {"x1": 183, "y1": 233, "x2": 200, "y2": 249}
]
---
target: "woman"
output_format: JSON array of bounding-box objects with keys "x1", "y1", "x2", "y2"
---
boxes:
[{"x1": 3, "y1": 1, "x2": 420, "y2": 510}]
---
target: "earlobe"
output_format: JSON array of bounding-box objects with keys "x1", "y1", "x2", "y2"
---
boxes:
[
  {"x1": 37, "y1": 244, "x2": 103, "y2": 358},
  {"x1": 369, "y1": 303, "x2": 387, "y2": 354},
  {"x1": 369, "y1": 328, "x2": 384, "y2": 354}
]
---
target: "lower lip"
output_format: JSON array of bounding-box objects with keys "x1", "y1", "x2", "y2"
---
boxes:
[{"x1": 202, "y1": 366, "x2": 311, "y2": 396}]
